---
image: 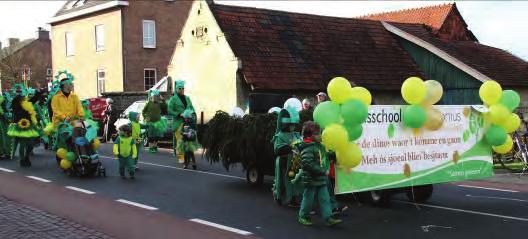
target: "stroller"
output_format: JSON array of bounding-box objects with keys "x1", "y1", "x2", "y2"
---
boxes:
[{"x1": 56, "y1": 120, "x2": 106, "y2": 177}]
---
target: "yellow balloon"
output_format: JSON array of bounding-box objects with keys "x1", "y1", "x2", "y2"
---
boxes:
[
  {"x1": 424, "y1": 107, "x2": 444, "y2": 130},
  {"x1": 93, "y1": 138, "x2": 101, "y2": 150},
  {"x1": 422, "y1": 80, "x2": 443, "y2": 105},
  {"x1": 60, "y1": 159, "x2": 72, "y2": 169},
  {"x1": 56, "y1": 148, "x2": 68, "y2": 159},
  {"x1": 479, "y1": 81, "x2": 502, "y2": 105},
  {"x1": 489, "y1": 104, "x2": 509, "y2": 125},
  {"x1": 327, "y1": 77, "x2": 352, "y2": 104},
  {"x1": 401, "y1": 77, "x2": 426, "y2": 105},
  {"x1": 501, "y1": 113, "x2": 521, "y2": 133},
  {"x1": 493, "y1": 134, "x2": 513, "y2": 154},
  {"x1": 322, "y1": 124, "x2": 348, "y2": 151},
  {"x1": 336, "y1": 142, "x2": 362, "y2": 168},
  {"x1": 350, "y1": 87, "x2": 372, "y2": 105}
]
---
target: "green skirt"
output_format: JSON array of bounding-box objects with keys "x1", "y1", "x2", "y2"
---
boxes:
[
  {"x1": 146, "y1": 119, "x2": 167, "y2": 138},
  {"x1": 7, "y1": 123, "x2": 40, "y2": 138}
]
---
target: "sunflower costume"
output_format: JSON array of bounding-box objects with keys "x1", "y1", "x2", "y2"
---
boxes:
[{"x1": 8, "y1": 85, "x2": 40, "y2": 167}]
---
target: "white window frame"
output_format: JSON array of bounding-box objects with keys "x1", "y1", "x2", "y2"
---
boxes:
[
  {"x1": 143, "y1": 68, "x2": 157, "y2": 90},
  {"x1": 97, "y1": 69, "x2": 106, "y2": 96},
  {"x1": 65, "y1": 32, "x2": 74, "y2": 56},
  {"x1": 142, "y1": 20, "x2": 156, "y2": 48},
  {"x1": 95, "y1": 24, "x2": 105, "y2": 52}
]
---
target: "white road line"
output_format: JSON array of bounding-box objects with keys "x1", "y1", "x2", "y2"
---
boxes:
[
  {"x1": 395, "y1": 200, "x2": 528, "y2": 222},
  {"x1": 26, "y1": 176, "x2": 51, "y2": 183},
  {"x1": 466, "y1": 194, "x2": 528, "y2": 203},
  {"x1": 100, "y1": 155, "x2": 246, "y2": 181},
  {"x1": 190, "y1": 219, "x2": 253, "y2": 236},
  {"x1": 0, "y1": 167, "x2": 15, "y2": 173},
  {"x1": 116, "y1": 199, "x2": 158, "y2": 210},
  {"x1": 456, "y1": 184, "x2": 519, "y2": 193},
  {"x1": 65, "y1": 186, "x2": 96, "y2": 195}
]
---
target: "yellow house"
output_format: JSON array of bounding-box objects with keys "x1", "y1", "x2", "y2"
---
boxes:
[
  {"x1": 50, "y1": 0, "x2": 192, "y2": 99},
  {"x1": 169, "y1": 1, "x2": 528, "y2": 122}
]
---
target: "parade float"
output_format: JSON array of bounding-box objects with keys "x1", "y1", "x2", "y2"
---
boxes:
[{"x1": 202, "y1": 76, "x2": 520, "y2": 205}]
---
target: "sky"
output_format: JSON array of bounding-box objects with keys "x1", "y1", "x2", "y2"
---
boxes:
[{"x1": 0, "y1": 0, "x2": 526, "y2": 60}]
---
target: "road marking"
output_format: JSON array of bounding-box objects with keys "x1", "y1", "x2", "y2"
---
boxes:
[
  {"x1": 0, "y1": 167, "x2": 15, "y2": 173},
  {"x1": 100, "y1": 155, "x2": 246, "y2": 181},
  {"x1": 395, "y1": 200, "x2": 528, "y2": 222},
  {"x1": 456, "y1": 184, "x2": 519, "y2": 193},
  {"x1": 65, "y1": 186, "x2": 96, "y2": 195},
  {"x1": 466, "y1": 194, "x2": 528, "y2": 203},
  {"x1": 116, "y1": 199, "x2": 158, "y2": 210},
  {"x1": 190, "y1": 219, "x2": 253, "y2": 236},
  {"x1": 26, "y1": 176, "x2": 51, "y2": 183}
]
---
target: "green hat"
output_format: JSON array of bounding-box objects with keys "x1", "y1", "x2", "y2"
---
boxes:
[
  {"x1": 81, "y1": 99, "x2": 90, "y2": 106},
  {"x1": 149, "y1": 89, "x2": 160, "y2": 96},
  {"x1": 54, "y1": 70, "x2": 74, "y2": 85},
  {"x1": 175, "y1": 80, "x2": 185, "y2": 89}
]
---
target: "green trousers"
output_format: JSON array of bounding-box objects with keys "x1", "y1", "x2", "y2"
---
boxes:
[
  {"x1": 299, "y1": 185, "x2": 332, "y2": 221},
  {"x1": 118, "y1": 156, "x2": 135, "y2": 176},
  {"x1": 327, "y1": 177, "x2": 339, "y2": 210}
]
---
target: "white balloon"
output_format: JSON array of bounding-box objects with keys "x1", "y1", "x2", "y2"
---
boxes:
[
  {"x1": 283, "y1": 98, "x2": 303, "y2": 112},
  {"x1": 230, "y1": 107, "x2": 245, "y2": 118},
  {"x1": 268, "y1": 107, "x2": 282, "y2": 114}
]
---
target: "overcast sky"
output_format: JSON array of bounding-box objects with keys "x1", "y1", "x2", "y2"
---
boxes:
[{"x1": 0, "y1": 0, "x2": 526, "y2": 60}]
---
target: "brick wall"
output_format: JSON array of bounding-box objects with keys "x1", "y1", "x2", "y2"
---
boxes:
[{"x1": 121, "y1": 1, "x2": 192, "y2": 91}]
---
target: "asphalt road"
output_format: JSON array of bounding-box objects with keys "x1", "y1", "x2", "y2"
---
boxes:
[{"x1": 0, "y1": 144, "x2": 527, "y2": 239}]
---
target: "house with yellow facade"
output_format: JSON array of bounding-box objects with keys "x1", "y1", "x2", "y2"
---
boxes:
[
  {"x1": 169, "y1": 1, "x2": 527, "y2": 121},
  {"x1": 49, "y1": 0, "x2": 192, "y2": 99}
]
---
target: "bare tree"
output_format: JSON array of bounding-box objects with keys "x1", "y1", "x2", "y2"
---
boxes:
[{"x1": 0, "y1": 46, "x2": 24, "y2": 86}]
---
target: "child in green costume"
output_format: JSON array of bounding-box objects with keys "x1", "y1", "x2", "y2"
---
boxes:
[
  {"x1": 128, "y1": 112, "x2": 146, "y2": 170},
  {"x1": 272, "y1": 108, "x2": 303, "y2": 207},
  {"x1": 297, "y1": 121, "x2": 342, "y2": 226},
  {"x1": 179, "y1": 109, "x2": 200, "y2": 169},
  {"x1": 142, "y1": 90, "x2": 167, "y2": 153},
  {"x1": 113, "y1": 124, "x2": 137, "y2": 179}
]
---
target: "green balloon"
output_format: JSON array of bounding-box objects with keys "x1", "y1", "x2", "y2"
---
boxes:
[
  {"x1": 313, "y1": 101, "x2": 341, "y2": 128},
  {"x1": 341, "y1": 99, "x2": 368, "y2": 124},
  {"x1": 346, "y1": 124, "x2": 363, "y2": 141},
  {"x1": 66, "y1": 152, "x2": 76, "y2": 162},
  {"x1": 403, "y1": 105, "x2": 426, "y2": 128},
  {"x1": 499, "y1": 90, "x2": 520, "y2": 112},
  {"x1": 485, "y1": 125, "x2": 507, "y2": 146}
]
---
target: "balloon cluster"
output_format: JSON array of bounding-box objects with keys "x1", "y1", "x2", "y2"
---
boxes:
[
  {"x1": 401, "y1": 77, "x2": 444, "y2": 130},
  {"x1": 313, "y1": 77, "x2": 372, "y2": 169},
  {"x1": 57, "y1": 138, "x2": 101, "y2": 169},
  {"x1": 479, "y1": 81, "x2": 521, "y2": 154}
]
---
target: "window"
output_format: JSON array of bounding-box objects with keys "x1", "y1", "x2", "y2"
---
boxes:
[
  {"x1": 95, "y1": 24, "x2": 105, "y2": 51},
  {"x1": 144, "y1": 69, "x2": 157, "y2": 90},
  {"x1": 46, "y1": 68, "x2": 52, "y2": 76},
  {"x1": 97, "y1": 69, "x2": 106, "y2": 96},
  {"x1": 65, "y1": 32, "x2": 74, "y2": 56},
  {"x1": 142, "y1": 20, "x2": 156, "y2": 48}
]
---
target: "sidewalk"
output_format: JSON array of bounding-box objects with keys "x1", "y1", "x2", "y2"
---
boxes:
[
  {"x1": 457, "y1": 169, "x2": 528, "y2": 192},
  {"x1": 0, "y1": 196, "x2": 113, "y2": 239}
]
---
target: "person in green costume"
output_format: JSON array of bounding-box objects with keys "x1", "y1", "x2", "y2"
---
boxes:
[
  {"x1": 113, "y1": 124, "x2": 137, "y2": 179},
  {"x1": 0, "y1": 94, "x2": 11, "y2": 159},
  {"x1": 272, "y1": 107, "x2": 303, "y2": 207},
  {"x1": 7, "y1": 85, "x2": 41, "y2": 167},
  {"x1": 179, "y1": 109, "x2": 200, "y2": 169},
  {"x1": 167, "y1": 80, "x2": 195, "y2": 162},
  {"x1": 81, "y1": 99, "x2": 93, "y2": 120},
  {"x1": 142, "y1": 90, "x2": 167, "y2": 153},
  {"x1": 297, "y1": 121, "x2": 342, "y2": 226},
  {"x1": 128, "y1": 111, "x2": 146, "y2": 169}
]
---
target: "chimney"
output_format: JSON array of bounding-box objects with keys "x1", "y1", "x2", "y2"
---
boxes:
[
  {"x1": 37, "y1": 27, "x2": 50, "y2": 40},
  {"x1": 8, "y1": 38, "x2": 19, "y2": 46}
]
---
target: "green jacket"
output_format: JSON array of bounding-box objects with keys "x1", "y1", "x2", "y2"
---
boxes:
[
  {"x1": 142, "y1": 101, "x2": 163, "y2": 122},
  {"x1": 167, "y1": 94, "x2": 194, "y2": 129},
  {"x1": 299, "y1": 141, "x2": 328, "y2": 186}
]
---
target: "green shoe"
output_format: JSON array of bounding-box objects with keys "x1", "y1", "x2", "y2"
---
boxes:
[
  {"x1": 298, "y1": 217, "x2": 313, "y2": 226},
  {"x1": 326, "y1": 218, "x2": 342, "y2": 226}
]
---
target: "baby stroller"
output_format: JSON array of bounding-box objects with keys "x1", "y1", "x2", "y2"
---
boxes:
[{"x1": 57, "y1": 120, "x2": 106, "y2": 177}]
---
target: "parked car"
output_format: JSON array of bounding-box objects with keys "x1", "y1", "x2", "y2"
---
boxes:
[{"x1": 114, "y1": 100, "x2": 174, "y2": 145}]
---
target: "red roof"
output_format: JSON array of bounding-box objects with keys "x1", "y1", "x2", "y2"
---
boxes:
[
  {"x1": 390, "y1": 23, "x2": 528, "y2": 87},
  {"x1": 210, "y1": 4, "x2": 424, "y2": 91},
  {"x1": 360, "y1": 3, "x2": 454, "y2": 32}
]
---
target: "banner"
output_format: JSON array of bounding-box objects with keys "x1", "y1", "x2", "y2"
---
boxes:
[{"x1": 336, "y1": 105, "x2": 493, "y2": 194}]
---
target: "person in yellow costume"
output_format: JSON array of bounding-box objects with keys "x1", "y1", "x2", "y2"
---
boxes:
[
  {"x1": 51, "y1": 78, "x2": 84, "y2": 127},
  {"x1": 113, "y1": 124, "x2": 138, "y2": 179}
]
